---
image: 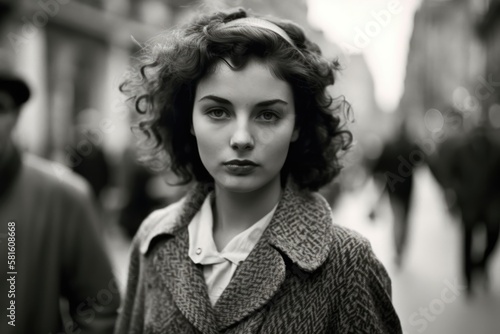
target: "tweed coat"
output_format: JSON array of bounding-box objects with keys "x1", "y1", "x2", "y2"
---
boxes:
[{"x1": 115, "y1": 181, "x2": 402, "y2": 334}]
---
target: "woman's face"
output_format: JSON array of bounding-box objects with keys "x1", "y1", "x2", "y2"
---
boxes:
[{"x1": 192, "y1": 58, "x2": 298, "y2": 194}]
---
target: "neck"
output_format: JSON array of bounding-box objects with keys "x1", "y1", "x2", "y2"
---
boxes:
[{"x1": 213, "y1": 177, "x2": 282, "y2": 234}]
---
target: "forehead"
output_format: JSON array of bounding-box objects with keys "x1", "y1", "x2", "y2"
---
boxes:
[{"x1": 195, "y1": 59, "x2": 293, "y2": 103}]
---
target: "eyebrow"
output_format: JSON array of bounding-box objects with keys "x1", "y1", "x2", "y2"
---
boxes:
[{"x1": 197, "y1": 95, "x2": 288, "y2": 107}]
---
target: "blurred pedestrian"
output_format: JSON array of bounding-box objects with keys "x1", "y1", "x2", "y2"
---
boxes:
[
  {"x1": 115, "y1": 8, "x2": 402, "y2": 333},
  {"x1": 70, "y1": 108, "x2": 111, "y2": 206},
  {"x1": 368, "y1": 128, "x2": 424, "y2": 267},
  {"x1": 116, "y1": 145, "x2": 168, "y2": 239},
  {"x1": 0, "y1": 52, "x2": 120, "y2": 334},
  {"x1": 446, "y1": 125, "x2": 500, "y2": 295},
  {"x1": 426, "y1": 107, "x2": 464, "y2": 217}
]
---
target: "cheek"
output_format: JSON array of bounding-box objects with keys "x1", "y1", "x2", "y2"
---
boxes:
[
  {"x1": 257, "y1": 121, "x2": 296, "y2": 148},
  {"x1": 196, "y1": 137, "x2": 217, "y2": 158},
  {"x1": 191, "y1": 120, "x2": 221, "y2": 164},
  {"x1": 257, "y1": 127, "x2": 294, "y2": 162}
]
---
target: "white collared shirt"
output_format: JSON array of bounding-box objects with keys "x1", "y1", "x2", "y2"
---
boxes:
[{"x1": 188, "y1": 192, "x2": 278, "y2": 306}]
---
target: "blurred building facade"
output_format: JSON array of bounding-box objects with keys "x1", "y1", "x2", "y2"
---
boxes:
[
  {"x1": 0, "y1": 0, "x2": 385, "y2": 175},
  {"x1": 8, "y1": 0, "x2": 498, "y2": 167},
  {"x1": 0, "y1": 0, "x2": 199, "y2": 163},
  {"x1": 478, "y1": 0, "x2": 500, "y2": 130},
  {"x1": 398, "y1": 0, "x2": 494, "y2": 146}
]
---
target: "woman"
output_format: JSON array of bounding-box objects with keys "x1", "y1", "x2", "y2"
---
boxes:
[{"x1": 116, "y1": 8, "x2": 402, "y2": 333}]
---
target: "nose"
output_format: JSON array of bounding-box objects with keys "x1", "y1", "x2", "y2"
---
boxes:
[{"x1": 230, "y1": 119, "x2": 254, "y2": 151}]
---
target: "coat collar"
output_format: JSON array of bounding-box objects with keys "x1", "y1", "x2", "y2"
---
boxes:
[
  {"x1": 140, "y1": 180, "x2": 335, "y2": 271},
  {"x1": 138, "y1": 180, "x2": 335, "y2": 332}
]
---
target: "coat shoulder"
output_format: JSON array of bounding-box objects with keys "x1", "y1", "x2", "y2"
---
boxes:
[
  {"x1": 327, "y1": 224, "x2": 393, "y2": 298},
  {"x1": 331, "y1": 225, "x2": 372, "y2": 254},
  {"x1": 134, "y1": 197, "x2": 187, "y2": 253},
  {"x1": 326, "y1": 226, "x2": 401, "y2": 332},
  {"x1": 328, "y1": 225, "x2": 383, "y2": 274}
]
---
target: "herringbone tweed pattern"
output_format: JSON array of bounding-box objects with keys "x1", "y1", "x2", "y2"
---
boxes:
[{"x1": 115, "y1": 181, "x2": 403, "y2": 334}]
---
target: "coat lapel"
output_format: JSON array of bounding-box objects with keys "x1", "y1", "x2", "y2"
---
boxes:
[
  {"x1": 146, "y1": 183, "x2": 218, "y2": 334},
  {"x1": 212, "y1": 181, "x2": 335, "y2": 331},
  {"x1": 152, "y1": 228, "x2": 218, "y2": 334},
  {"x1": 213, "y1": 233, "x2": 286, "y2": 331}
]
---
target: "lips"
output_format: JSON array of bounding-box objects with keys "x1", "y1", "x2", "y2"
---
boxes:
[
  {"x1": 223, "y1": 160, "x2": 258, "y2": 175},
  {"x1": 223, "y1": 159, "x2": 258, "y2": 167}
]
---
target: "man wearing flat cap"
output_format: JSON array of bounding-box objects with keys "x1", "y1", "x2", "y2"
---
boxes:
[{"x1": 0, "y1": 53, "x2": 120, "y2": 333}]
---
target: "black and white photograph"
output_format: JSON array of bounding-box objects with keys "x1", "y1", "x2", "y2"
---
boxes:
[{"x1": 1, "y1": 0, "x2": 499, "y2": 333}]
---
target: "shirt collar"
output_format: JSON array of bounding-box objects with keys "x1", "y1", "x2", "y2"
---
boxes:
[
  {"x1": 187, "y1": 192, "x2": 277, "y2": 265},
  {"x1": 138, "y1": 180, "x2": 335, "y2": 272}
]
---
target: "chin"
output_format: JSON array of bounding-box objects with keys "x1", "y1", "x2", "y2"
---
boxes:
[
  {"x1": 212, "y1": 173, "x2": 251, "y2": 190},
  {"x1": 215, "y1": 173, "x2": 279, "y2": 194},
  {"x1": 218, "y1": 180, "x2": 261, "y2": 193}
]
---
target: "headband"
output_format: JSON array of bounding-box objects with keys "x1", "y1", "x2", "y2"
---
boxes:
[{"x1": 222, "y1": 17, "x2": 304, "y2": 56}]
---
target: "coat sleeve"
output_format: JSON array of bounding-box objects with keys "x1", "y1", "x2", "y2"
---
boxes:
[
  {"x1": 114, "y1": 238, "x2": 146, "y2": 334},
  {"x1": 337, "y1": 238, "x2": 403, "y2": 334},
  {"x1": 59, "y1": 182, "x2": 121, "y2": 334}
]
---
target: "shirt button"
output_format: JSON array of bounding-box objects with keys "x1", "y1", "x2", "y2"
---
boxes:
[{"x1": 196, "y1": 248, "x2": 202, "y2": 255}]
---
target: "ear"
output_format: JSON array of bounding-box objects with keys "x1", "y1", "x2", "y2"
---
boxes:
[
  {"x1": 190, "y1": 124, "x2": 195, "y2": 136},
  {"x1": 291, "y1": 128, "x2": 299, "y2": 142}
]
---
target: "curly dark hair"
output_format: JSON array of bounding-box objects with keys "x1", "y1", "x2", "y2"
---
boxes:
[{"x1": 120, "y1": 7, "x2": 352, "y2": 191}]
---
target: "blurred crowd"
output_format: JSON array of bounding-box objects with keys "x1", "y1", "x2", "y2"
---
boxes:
[{"x1": 362, "y1": 112, "x2": 500, "y2": 296}]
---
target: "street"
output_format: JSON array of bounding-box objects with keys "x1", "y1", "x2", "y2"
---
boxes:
[{"x1": 333, "y1": 167, "x2": 500, "y2": 334}]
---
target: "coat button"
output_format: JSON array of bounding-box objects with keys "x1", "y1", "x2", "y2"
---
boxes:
[{"x1": 196, "y1": 248, "x2": 202, "y2": 255}]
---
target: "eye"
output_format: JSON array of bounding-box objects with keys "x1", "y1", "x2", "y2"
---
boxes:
[
  {"x1": 206, "y1": 108, "x2": 229, "y2": 119},
  {"x1": 257, "y1": 111, "x2": 280, "y2": 122}
]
